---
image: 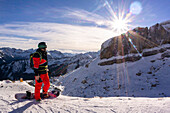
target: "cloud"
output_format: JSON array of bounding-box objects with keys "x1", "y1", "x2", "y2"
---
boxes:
[
  {"x1": 57, "y1": 6, "x2": 134, "y2": 33},
  {"x1": 0, "y1": 36, "x2": 39, "y2": 49},
  {"x1": 47, "y1": 7, "x2": 114, "y2": 28},
  {"x1": 0, "y1": 22, "x2": 114, "y2": 52},
  {"x1": 62, "y1": 8, "x2": 106, "y2": 25},
  {"x1": 1, "y1": 6, "x2": 133, "y2": 53}
]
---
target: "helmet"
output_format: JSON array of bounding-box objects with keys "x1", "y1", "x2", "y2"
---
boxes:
[{"x1": 38, "y1": 42, "x2": 47, "y2": 49}]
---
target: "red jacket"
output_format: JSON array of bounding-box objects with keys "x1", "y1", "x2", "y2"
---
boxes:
[{"x1": 33, "y1": 49, "x2": 48, "y2": 76}]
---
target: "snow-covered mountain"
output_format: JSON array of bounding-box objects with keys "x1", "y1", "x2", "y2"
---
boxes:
[
  {"x1": 0, "y1": 48, "x2": 65, "y2": 65},
  {"x1": 0, "y1": 48, "x2": 99, "y2": 80},
  {"x1": 48, "y1": 50, "x2": 65, "y2": 59},
  {"x1": 160, "y1": 20, "x2": 170, "y2": 32},
  {"x1": 59, "y1": 20, "x2": 170, "y2": 98}
]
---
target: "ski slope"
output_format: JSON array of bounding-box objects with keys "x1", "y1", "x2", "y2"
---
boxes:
[{"x1": 0, "y1": 80, "x2": 170, "y2": 113}]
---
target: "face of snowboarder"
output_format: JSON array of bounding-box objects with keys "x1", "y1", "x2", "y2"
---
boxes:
[{"x1": 41, "y1": 48, "x2": 47, "y2": 52}]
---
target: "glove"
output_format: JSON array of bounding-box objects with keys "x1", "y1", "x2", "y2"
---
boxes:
[
  {"x1": 48, "y1": 70, "x2": 51, "y2": 75},
  {"x1": 34, "y1": 69, "x2": 39, "y2": 76},
  {"x1": 37, "y1": 78, "x2": 43, "y2": 83},
  {"x1": 35, "y1": 76, "x2": 42, "y2": 83}
]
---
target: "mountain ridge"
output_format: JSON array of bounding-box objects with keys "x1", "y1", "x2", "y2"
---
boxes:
[{"x1": 0, "y1": 47, "x2": 99, "y2": 80}]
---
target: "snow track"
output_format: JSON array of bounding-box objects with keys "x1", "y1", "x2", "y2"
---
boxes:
[{"x1": 0, "y1": 81, "x2": 170, "y2": 113}]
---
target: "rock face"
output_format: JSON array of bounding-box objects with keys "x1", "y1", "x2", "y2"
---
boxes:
[
  {"x1": 98, "y1": 55, "x2": 142, "y2": 66},
  {"x1": 100, "y1": 21, "x2": 170, "y2": 60}
]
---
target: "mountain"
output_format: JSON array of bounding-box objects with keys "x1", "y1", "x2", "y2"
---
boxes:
[
  {"x1": 100, "y1": 20, "x2": 170, "y2": 60},
  {"x1": 0, "y1": 48, "x2": 99, "y2": 80},
  {"x1": 48, "y1": 50, "x2": 64, "y2": 59},
  {"x1": 59, "y1": 20, "x2": 170, "y2": 98}
]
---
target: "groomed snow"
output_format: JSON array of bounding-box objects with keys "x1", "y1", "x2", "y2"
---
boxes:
[{"x1": 0, "y1": 80, "x2": 170, "y2": 112}]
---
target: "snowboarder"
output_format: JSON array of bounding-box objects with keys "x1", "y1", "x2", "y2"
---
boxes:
[{"x1": 32, "y1": 42, "x2": 50, "y2": 101}]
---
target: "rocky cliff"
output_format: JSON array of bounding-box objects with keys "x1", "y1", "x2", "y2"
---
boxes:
[{"x1": 99, "y1": 20, "x2": 170, "y2": 66}]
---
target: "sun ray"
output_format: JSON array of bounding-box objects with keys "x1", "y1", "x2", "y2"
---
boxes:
[
  {"x1": 130, "y1": 30, "x2": 159, "y2": 47},
  {"x1": 105, "y1": 1, "x2": 119, "y2": 20},
  {"x1": 128, "y1": 35, "x2": 143, "y2": 57},
  {"x1": 102, "y1": 0, "x2": 135, "y2": 35}
]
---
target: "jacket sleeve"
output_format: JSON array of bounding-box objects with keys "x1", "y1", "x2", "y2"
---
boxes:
[{"x1": 33, "y1": 53, "x2": 40, "y2": 76}]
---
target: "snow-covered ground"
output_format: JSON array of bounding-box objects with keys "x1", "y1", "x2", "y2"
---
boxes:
[
  {"x1": 0, "y1": 80, "x2": 170, "y2": 113},
  {"x1": 59, "y1": 47, "x2": 170, "y2": 98}
]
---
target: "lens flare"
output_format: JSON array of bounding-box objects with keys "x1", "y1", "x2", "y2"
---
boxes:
[
  {"x1": 103, "y1": 0, "x2": 134, "y2": 35},
  {"x1": 130, "y1": 1, "x2": 142, "y2": 15},
  {"x1": 128, "y1": 34, "x2": 142, "y2": 57}
]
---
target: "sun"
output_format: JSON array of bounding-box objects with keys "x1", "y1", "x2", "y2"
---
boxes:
[
  {"x1": 92, "y1": 0, "x2": 135, "y2": 35},
  {"x1": 110, "y1": 11, "x2": 133, "y2": 35},
  {"x1": 101, "y1": 1, "x2": 133, "y2": 35},
  {"x1": 111, "y1": 17, "x2": 129, "y2": 34}
]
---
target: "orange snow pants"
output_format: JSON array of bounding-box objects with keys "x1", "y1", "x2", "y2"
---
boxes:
[{"x1": 34, "y1": 73, "x2": 50, "y2": 100}]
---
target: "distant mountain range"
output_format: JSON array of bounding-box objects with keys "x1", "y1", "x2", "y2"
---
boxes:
[{"x1": 0, "y1": 47, "x2": 99, "y2": 80}]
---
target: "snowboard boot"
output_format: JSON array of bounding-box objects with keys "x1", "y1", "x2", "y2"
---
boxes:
[
  {"x1": 42, "y1": 92, "x2": 50, "y2": 99},
  {"x1": 52, "y1": 90, "x2": 60, "y2": 97},
  {"x1": 36, "y1": 98, "x2": 42, "y2": 102}
]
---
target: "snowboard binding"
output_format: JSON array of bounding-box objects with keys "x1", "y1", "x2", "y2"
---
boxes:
[{"x1": 26, "y1": 90, "x2": 32, "y2": 99}]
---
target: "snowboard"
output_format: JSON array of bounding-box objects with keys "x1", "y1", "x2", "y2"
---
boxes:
[{"x1": 15, "y1": 89, "x2": 61, "y2": 100}]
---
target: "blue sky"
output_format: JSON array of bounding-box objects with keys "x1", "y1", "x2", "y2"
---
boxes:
[{"x1": 0, "y1": 0, "x2": 170, "y2": 53}]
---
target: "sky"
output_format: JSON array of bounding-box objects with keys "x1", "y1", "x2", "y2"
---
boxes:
[{"x1": 0, "y1": 0, "x2": 169, "y2": 53}]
